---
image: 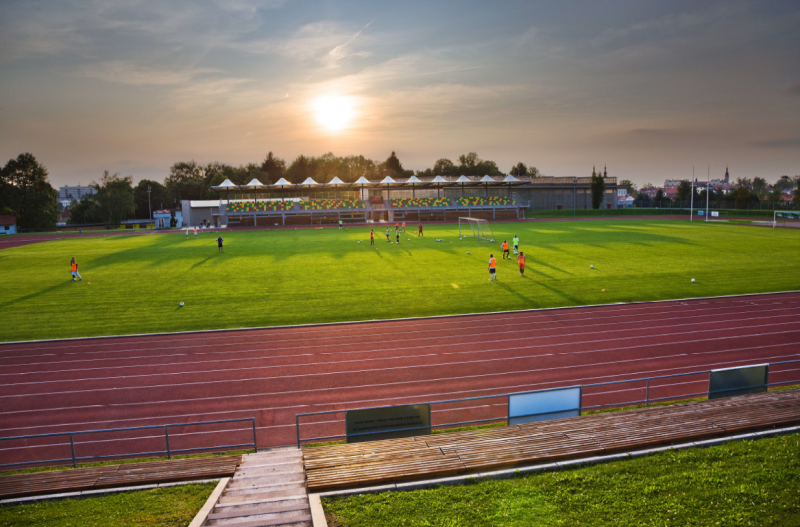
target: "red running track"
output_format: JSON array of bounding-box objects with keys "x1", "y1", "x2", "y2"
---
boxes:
[{"x1": 1, "y1": 291, "x2": 799, "y2": 467}]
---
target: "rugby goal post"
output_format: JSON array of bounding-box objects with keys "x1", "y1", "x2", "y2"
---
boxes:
[{"x1": 459, "y1": 217, "x2": 496, "y2": 242}]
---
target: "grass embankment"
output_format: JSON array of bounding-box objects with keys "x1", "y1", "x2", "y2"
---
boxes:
[
  {"x1": 0, "y1": 482, "x2": 215, "y2": 527},
  {"x1": 1, "y1": 220, "x2": 799, "y2": 341},
  {"x1": 323, "y1": 433, "x2": 800, "y2": 527}
]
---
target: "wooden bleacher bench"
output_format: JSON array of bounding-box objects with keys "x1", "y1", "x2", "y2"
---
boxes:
[
  {"x1": 0, "y1": 455, "x2": 241, "y2": 500},
  {"x1": 303, "y1": 389, "x2": 800, "y2": 491}
]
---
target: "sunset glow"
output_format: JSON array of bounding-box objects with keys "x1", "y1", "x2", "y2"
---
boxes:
[{"x1": 311, "y1": 96, "x2": 356, "y2": 133}]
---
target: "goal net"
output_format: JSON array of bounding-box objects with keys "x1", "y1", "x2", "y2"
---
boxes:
[
  {"x1": 459, "y1": 217, "x2": 495, "y2": 242},
  {"x1": 774, "y1": 211, "x2": 800, "y2": 229}
]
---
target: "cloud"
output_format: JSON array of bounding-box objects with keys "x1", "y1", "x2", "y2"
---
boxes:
[
  {"x1": 754, "y1": 138, "x2": 800, "y2": 148},
  {"x1": 79, "y1": 61, "x2": 221, "y2": 86},
  {"x1": 788, "y1": 83, "x2": 800, "y2": 95}
]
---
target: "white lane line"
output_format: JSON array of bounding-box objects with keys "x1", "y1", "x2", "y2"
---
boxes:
[
  {"x1": 3, "y1": 295, "x2": 796, "y2": 357},
  {"x1": 4, "y1": 352, "x2": 800, "y2": 436},
  {"x1": 3, "y1": 310, "x2": 796, "y2": 373},
  {"x1": 4, "y1": 315, "x2": 795, "y2": 383},
  {"x1": 2, "y1": 335, "x2": 799, "y2": 406}
]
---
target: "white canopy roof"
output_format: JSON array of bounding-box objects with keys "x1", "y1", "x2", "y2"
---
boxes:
[
  {"x1": 379, "y1": 176, "x2": 398, "y2": 185},
  {"x1": 326, "y1": 177, "x2": 348, "y2": 186},
  {"x1": 479, "y1": 175, "x2": 495, "y2": 182},
  {"x1": 405, "y1": 175, "x2": 425, "y2": 185},
  {"x1": 272, "y1": 178, "x2": 293, "y2": 187},
  {"x1": 456, "y1": 175, "x2": 472, "y2": 183},
  {"x1": 431, "y1": 175, "x2": 450, "y2": 184},
  {"x1": 212, "y1": 179, "x2": 237, "y2": 189},
  {"x1": 244, "y1": 178, "x2": 265, "y2": 187},
  {"x1": 299, "y1": 177, "x2": 320, "y2": 186},
  {"x1": 354, "y1": 176, "x2": 373, "y2": 185},
  {"x1": 503, "y1": 174, "x2": 521, "y2": 182}
]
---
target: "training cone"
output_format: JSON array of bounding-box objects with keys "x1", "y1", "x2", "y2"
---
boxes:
[{"x1": 602, "y1": 289, "x2": 605, "y2": 292}]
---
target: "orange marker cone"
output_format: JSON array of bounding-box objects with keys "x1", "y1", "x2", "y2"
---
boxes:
[{"x1": 602, "y1": 289, "x2": 605, "y2": 292}]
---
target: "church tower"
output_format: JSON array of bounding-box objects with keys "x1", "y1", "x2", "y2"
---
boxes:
[
  {"x1": 724, "y1": 167, "x2": 729, "y2": 184},
  {"x1": 603, "y1": 165, "x2": 607, "y2": 178}
]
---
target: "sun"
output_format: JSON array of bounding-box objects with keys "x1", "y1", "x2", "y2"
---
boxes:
[{"x1": 311, "y1": 96, "x2": 356, "y2": 133}]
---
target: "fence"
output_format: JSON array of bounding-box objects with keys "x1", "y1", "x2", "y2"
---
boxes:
[
  {"x1": 0, "y1": 418, "x2": 257, "y2": 470},
  {"x1": 294, "y1": 359, "x2": 800, "y2": 446}
]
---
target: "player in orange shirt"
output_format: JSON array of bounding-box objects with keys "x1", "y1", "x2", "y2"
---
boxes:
[
  {"x1": 501, "y1": 240, "x2": 510, "y2": 259},
  {"x1": 517, "y1": 252, "x2": 525, "y2": 277},
  {"x1": 488, "y1": 254, "x2": 497, "y2": 281}
]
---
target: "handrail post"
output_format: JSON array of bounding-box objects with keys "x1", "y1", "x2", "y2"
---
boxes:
[
  {"x1": 645, "y1": 379, "x2": 650, "y2": 408},
  {"x1": 69, "y1": 434, "x2": 76, "y2": 468},
  {"x1": 251, "y1": 419, "x2": 258, "y2": 453},
  {"x1": 296, "y1": 415, "x2": 300, "y2": 448},
  {"x1": 165, "y1": 427, "x2": 170, "y2": 460}
]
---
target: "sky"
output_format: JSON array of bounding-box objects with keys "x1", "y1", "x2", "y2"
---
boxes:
[{"x1": 1, "y1": 0, "x2": 799, "y2": 188}]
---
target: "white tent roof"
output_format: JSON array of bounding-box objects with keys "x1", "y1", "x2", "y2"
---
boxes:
[
  {"x1": 354, "y1": 176, "x2": 373, "y2": 185},
  {"x1": 479, "y1": 175, "x2": 495, "y2": 182},
  {"x1": 456, "y1": 176, "x2": 472, "y2": 183},
  {"x1": 405, "y1": 175, "x2": 425, "y2": 185},
  {"x1": 431, "y1": 175, "x2": 450, "y2": 184},
  {"x1": 326, "y1": 177, "x2": 348, "y2": 186},
  {"x1": 244, "y1": 178, "x2": 265, "y2": 187},
  {"x1": 503, "y1": 174, "x2": 521, "y2": 182},
  {"x1": 299, "y1": 177, "x2": 320, "y2": 186},
  {"x1": 212, "y1": 179, "x2": 237, "y2": 189},
  {"x1": 379, "y1": 176, "x2": 398, "y2": 185},
  {"x1": 272, "y1": 178, "x2": 293, "y2": 187}
]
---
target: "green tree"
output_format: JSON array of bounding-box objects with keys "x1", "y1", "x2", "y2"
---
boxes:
[
  {"x1": 285, "y1": 155, "x2": 314, "y2": 184},
  {"x1": 343, "y1": 155, "x2": 378, "y2": 182},
  {"x1": 510, "y1": 162, "x2": 527, "y2": 178},
  {"x1": 260, "y1": 152, "x2": 286, "y2": 184},
  {"x1": 654, "y1": 188, "x2": 667, "y2": 205},
  {"x1": 0, "y1": 153, "x2": 58, "y2": 230},
  {"x1": 773, "y1": 175, "x2": 794, "y2": 193},
  {"x1": 752, "y1": 177, "x2": 767, "y2": 198},
  {"x1": 164, "y1": 161, "x2": 205, "y2": 205},
  {"x1": 133, "y1": 180, "x2": 169, "y2": 218},
  {"x1": 528, "y1": 166, "x2": 541, "y2": 177},
  {"x1": 676, "y1": 180, "x2": 693, "y2": 202},
  {"x1": 93, "y1": 171, "x2": 136, "y2": 227},
  {"x1": 382, "y1": 151, "x2": 404, "y2": 177},
  {"x1": 729, "y1": 186, "x2": 758, "y2": 208},
  {"x1": 590, "y1": 171, "x2": 606, "y2": 209},
  {"x1": 456, "y1": 152, "x2": 502, "y2": 176},
  {"x1": 433, "y1": 158, "x2": 455, "y2": 176},
  {"x1": 794, "y1": 179, "x2": 800, "y2": 209},
  {"x1": 67, "y1": 194, "x2": 100, "y2": 224}
]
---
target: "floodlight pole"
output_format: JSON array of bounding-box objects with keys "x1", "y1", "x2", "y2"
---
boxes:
[
  {"x1": 147, "y1": 185, "x2": 152, "y2": 220},
  {"x1": 690, "y1": 168, "x2": 694, "y2": 222}
]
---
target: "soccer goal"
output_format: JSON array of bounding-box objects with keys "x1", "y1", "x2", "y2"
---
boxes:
[
  {"x1": 459, "y1": 217, "x2": 496, "y2": 242},
  {"x1": 773, "y1": 211, "x2": 800, "y2": 229}
]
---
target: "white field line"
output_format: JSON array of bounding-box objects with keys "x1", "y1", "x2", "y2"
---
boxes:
[
  {"x1": 1, "y1": 293, "x2": 797, "y2": 355},
  {"x1": 3, "y1": 314, "x2": 796, "y2": 386},
  {"x1": 3, "y1": 309, "x2": 795, "y2": 374},
  {"x1": 3, "y1": 326, "x2": 798, "y2": 400}
]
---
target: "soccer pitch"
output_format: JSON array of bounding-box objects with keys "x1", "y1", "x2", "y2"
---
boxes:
[{"x1": 1, "y1": 220, "x2": 799, "y2": 342}]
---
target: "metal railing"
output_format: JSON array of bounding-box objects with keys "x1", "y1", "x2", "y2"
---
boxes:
[
  {"x1": 0, "y1": 418, "x2": 257, "y2": 470},
  {"x1": 295, "y1": 359, "x2": 800, "y2": 446}
]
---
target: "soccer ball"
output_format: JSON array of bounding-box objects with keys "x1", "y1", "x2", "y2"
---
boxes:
[
  {"x1": 179, "y1": 302, "x2": 184, "y2": 307},
  {"x1": 691, "y1": 278, "x2": 696, "y2": 283},
  {"x1": 358, "y1": 241, "x2": 361, "y2": 244},
  {"x1": 590, "y1": 265, "x2": 594, "y2": 269}
]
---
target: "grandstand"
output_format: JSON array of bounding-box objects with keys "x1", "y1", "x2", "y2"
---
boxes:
[{"x1": 202, "y1": 174, "x2": 577, "y2": 227}]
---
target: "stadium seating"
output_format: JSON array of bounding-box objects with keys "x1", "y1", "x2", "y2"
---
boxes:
[
  {"x1": 390, "y1": 198, "x2": 451, "y2": 208},
  {"x1": 454, "y1": 197, "x2": 516, "y2": 207},
  {"x1": 227, "y1": 201, "x2": 294, "y2": 212},
  {"x1": 299, "y1": 199, "x2": 365, "y2": 210}
]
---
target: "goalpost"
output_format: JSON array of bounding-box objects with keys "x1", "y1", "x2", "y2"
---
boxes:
[
  {"x1": 773, "y1": 211, "x2": 800, "y2": 229},
  {"x1": 459, "y1": 217, "x2": 496, "y2": 242}
]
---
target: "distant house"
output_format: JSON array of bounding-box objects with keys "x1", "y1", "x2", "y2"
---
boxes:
[
  {"x1": 0, "y1": 215, "x2": 17, "y2": 234},
  {"x1": 58, "y1": 208, "x2": 71, "y2": 225}
]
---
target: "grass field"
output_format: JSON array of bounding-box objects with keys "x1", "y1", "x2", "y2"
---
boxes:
[
  {"x1": 322, "y1": 433, "x2": 800, "y2": 527},
  {"x1": 0, "y1": 482, "x2": 215, "y2": 527},
  {"x1": 1, "y1": 219, "x2": 799, "y2": 342}
]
